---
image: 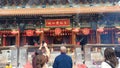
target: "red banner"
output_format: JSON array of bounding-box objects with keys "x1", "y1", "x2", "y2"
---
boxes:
[{"x1": 45, "y1": 19, "x2": 70, "y2": 27}]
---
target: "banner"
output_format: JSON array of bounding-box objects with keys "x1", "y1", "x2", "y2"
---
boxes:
[{"x1": 45, "y1": 19, "x2": 70, "y2": 27}]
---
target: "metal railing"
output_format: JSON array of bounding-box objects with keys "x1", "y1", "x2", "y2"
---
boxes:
[
  {"x1": 84, "y1": 44, "x2": 118, "y2": 68},
  {"x1": 0, "y1": 44, "x2": 119, "y2": 68},
  {"x1": 0, "y1": 44, "x2": 77, "y2": 68}
]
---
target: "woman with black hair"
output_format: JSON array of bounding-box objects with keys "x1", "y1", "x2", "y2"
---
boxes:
[
  {"x1": 101, "y1": 48, "x2": 119, "y2": 68},
  {"x1": 32, "y1": 49, "x2": 42, "y2": 68},
  {"x1": 32, "y1": 42, "x2": 50, "y2": 68}
]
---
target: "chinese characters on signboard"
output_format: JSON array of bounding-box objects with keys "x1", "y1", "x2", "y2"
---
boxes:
[{"x1": 45, "y1": 19, "x2": 70, "y2": 27}]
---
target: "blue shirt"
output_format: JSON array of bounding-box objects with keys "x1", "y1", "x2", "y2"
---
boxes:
[{"x1": 53, "y1": 53, "x2": 73, "y2": 68}]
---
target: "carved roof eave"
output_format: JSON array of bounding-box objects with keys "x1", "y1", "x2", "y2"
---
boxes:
[{"x1": 0, "y1": 6, "x2": 120, "y2": 16}]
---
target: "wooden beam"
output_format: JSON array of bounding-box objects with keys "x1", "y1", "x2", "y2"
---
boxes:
[{"x1": 0, "y1": 6, "x2": 120, "y2": 16}]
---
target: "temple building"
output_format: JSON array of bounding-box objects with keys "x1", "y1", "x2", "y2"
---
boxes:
[{"x1": 0, "y1": 0, "x2": 120, "y2": 47}]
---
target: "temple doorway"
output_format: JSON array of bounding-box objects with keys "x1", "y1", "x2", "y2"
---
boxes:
[
  {"x1": 53, "y1": 36, "x2": 63, "y2": 44},
  {"x1": 26, "y1": 36, "x2": 39, "y2": 45},
  {"x1": 6, "y1": 36, "x2": 16, "y2": 45}
]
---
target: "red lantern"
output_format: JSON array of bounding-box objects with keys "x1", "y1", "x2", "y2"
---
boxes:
[
  {"x1": 72, "y1": 28, "x2": 79, "y2": 33},
  {"x1": 55, "y1": 28, "x2": 62, "y2": 35},
  {"x1": 26, "y1": 30, "x2": 34, "y2": 36},
  {"x1": 3, "y1": 35, "x2": 6, "y2": 37},
  {"x1": 97, "y1": 27, "x2": 104, "y2": 33},
  {"x1": 82, "y1": 28, "x2": 90, "y2": 35}
]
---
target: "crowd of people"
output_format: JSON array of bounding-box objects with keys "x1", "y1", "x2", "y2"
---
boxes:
[
  {"x1": 31, "y1": 42, "x2": 73, "y2": 68},
  {"x1": 29, "y1": 42, "x2": 120, "y2": 68}
]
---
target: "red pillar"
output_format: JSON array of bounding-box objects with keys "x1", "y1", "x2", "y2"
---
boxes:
[{"x1": 3, "y1": 35, "x2": 6, "y2": 46}]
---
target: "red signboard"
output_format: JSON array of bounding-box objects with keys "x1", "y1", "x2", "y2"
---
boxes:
[{"x1": 45, "y1": 19, "x2": 70, "y2": 27}]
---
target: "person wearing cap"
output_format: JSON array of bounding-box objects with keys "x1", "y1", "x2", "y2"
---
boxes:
[{"x1": 53, "y1": 46, "x2": 73, "y2": 68}]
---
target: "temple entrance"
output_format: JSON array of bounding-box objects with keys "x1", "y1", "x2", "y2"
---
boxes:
[
  {"x1": 53, "y1": 36, "x2": 63, "y2": 44},
  {"x1": 6, "y1": 36, "x2": 16, "y2": 45},
  {"x1": 44, "y1": 31, "x2": 71, "y2": 44},
  {"x1": 26, "y1": 36, "x2": 39, "y2": 45},
  {"x1": 76, "y1": 35, "x2": 88, "y2": 46}
]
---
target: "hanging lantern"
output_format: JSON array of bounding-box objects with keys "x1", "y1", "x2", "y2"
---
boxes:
[
  {"x1": 3, "y1": 35, "x2": 6, "y2": 37},
  {"x1": 11, "y1": 29, "x2": 19, "y2": 35},
  {"x1": 82, "y1": 28, "x2": 90, "y2": 35},
  {"x1": 72, "y1": 28, "x2": 79, "y2": 33},
  {"x1": 97, "y1": 27, "x2": 104, "y2": 33},
  {"x1": 26, "y1": 30, "x2": 34, "y2": 36},
  {"x1": 55, "y1": 28, "x2": 62, "y2": 35}
]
